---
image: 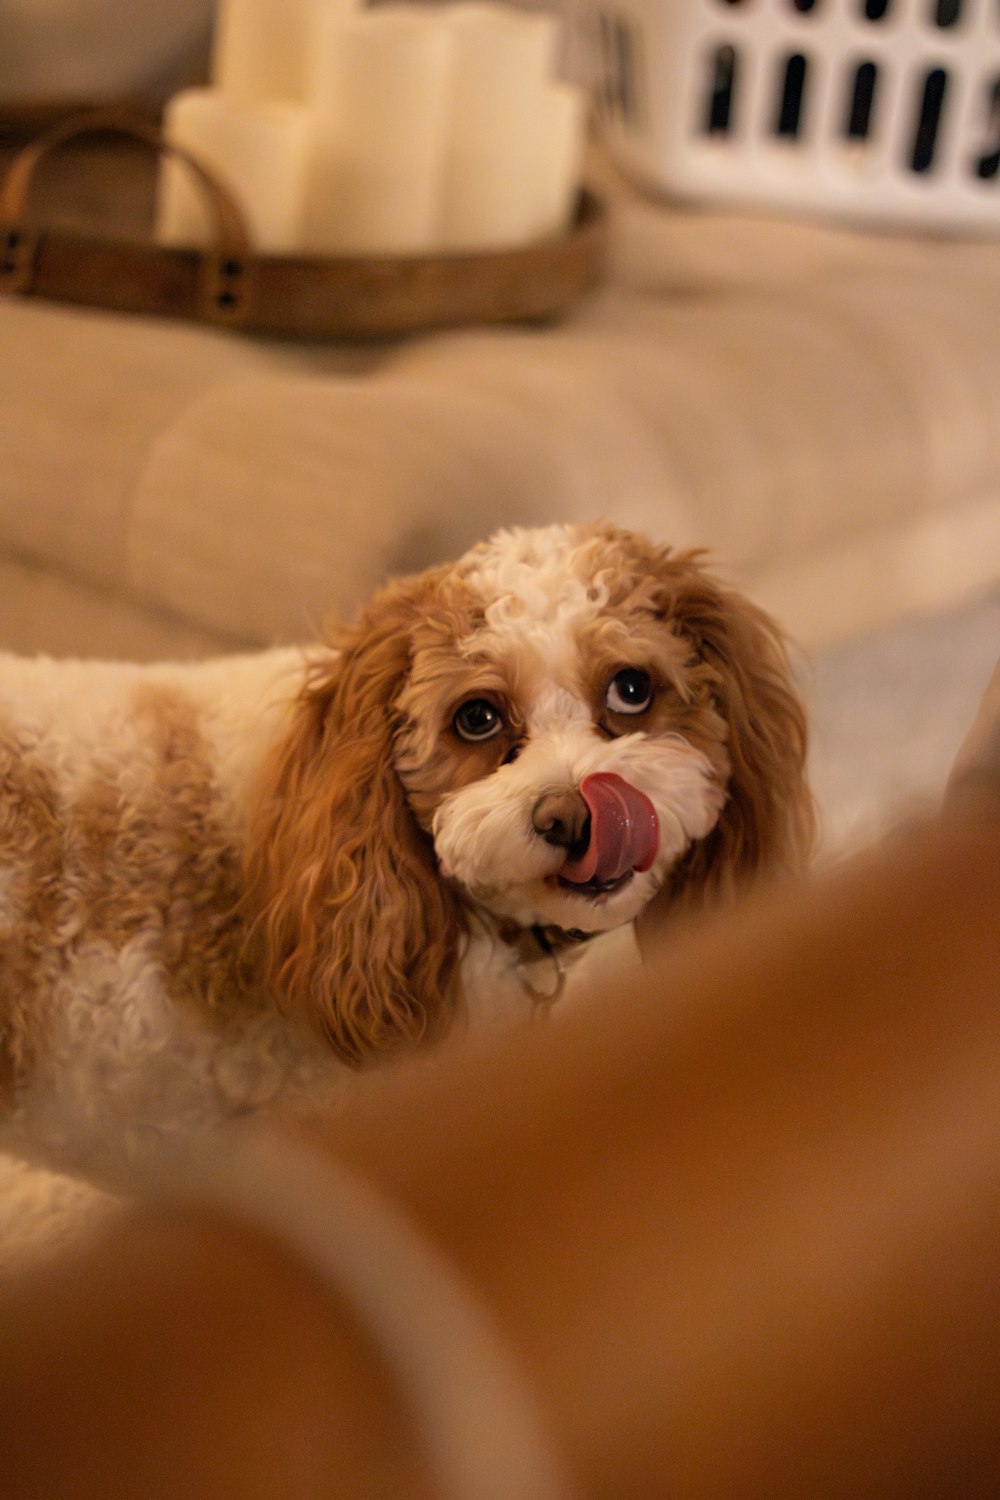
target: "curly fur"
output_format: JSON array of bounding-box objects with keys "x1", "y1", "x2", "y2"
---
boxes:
[
  {"x1": 632, "y1": 544, "x2": 814, "y2": 921},
  {"x1": 243, "y1": 573, "x2": 469, "y2": 1063},
  {"x1": 0, "y1": 523, "x2": 812, "y2": 1180}
]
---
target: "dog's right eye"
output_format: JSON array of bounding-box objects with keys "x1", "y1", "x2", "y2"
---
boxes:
[
  {"x1": 605, "y1": 667, "x2": 653, "y2": 715},
  {"x1": 453, "y1": 699, "x2": 504, "y2": 742}
]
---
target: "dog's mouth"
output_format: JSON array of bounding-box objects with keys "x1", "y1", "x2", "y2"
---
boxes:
[
  {"x1": 554, "y1": 869, "x2": 634, "y2": 899},
  {"x1": 556, "y1": 774, "x2": 658, "y2": 893}
]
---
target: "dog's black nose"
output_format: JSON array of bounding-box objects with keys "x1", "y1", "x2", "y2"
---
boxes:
[{"x1": 532, "y1": 790, "x2": 590, "y2": 856}]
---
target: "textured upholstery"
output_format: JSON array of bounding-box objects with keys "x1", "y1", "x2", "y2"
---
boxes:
[{"x1": 2, "y1": 150, "x2": 998, "y2": 661}]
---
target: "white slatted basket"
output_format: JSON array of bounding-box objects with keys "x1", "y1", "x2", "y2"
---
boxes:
[{"x1": 571, "y1": 0, "x2": 1000, "y2": 230}]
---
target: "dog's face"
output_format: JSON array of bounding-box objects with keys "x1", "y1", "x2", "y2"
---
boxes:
[
  {"x1": 246, "y1": 523, "x2": 813, "y2": 1063},
  {"x1": 393, "y1": 526, "x2": 728, "y2": 934}
]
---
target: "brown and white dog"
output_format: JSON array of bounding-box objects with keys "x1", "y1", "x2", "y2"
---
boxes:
[{"x1": 0, "y1": 523, "x2": 812, "y2": 1180}]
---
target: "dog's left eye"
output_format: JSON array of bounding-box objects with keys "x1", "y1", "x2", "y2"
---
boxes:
[
  {"x1": 605, "y1": 668, "x2": 653, "y2": 715},
  {"x1": 454, "y1": 699, "x2": 504, "y2": 742}
]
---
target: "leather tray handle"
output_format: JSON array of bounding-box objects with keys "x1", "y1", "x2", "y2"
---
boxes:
[
  {"x1": 0, "y1": 107, "x2": 256, "y2": 325},
  {"x1": 0, "y1": 105, "x2": 607, "y2": 338}
]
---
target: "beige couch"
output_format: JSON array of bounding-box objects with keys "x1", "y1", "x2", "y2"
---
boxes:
[
  {"x1": 1, "y1": 141, "x2": 999, "y2": 1282},
  {"x1": 3, "y1": 147, "x2": 999, "y2": 667}
]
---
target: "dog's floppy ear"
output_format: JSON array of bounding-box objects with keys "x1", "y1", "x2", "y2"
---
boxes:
[
  {"x1": 243, "y1": 576, "x2": 467, "y2": 1065},
  {"x1": 640, "y1": 553, "x2": 815, "y2": 941}
]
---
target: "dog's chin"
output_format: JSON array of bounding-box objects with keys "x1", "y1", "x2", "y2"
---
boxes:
[{"x1": 470, "y1": 868, "x2": 659, "y2": 936}]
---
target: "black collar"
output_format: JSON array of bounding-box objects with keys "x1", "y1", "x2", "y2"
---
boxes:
[{"x1": 496, "y1": 921, "x2": 597, "y2": 1007}]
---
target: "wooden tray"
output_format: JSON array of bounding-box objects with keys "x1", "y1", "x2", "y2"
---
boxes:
[{"x1": 0, "y1": 110, "x2": 607, "y2": 340}]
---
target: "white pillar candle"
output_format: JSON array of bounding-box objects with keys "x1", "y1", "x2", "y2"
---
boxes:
[
  {"x1": 438, "y1": 3, "x2": 561, "y2": 252},
  {"x1": 212, "y1": 0, "x2": 354, "y2": 104},
  {"x1": 300, "y1": 8, "x2": 454, "y2": 256},
  {"x1": 157, "y1": 88, "x2": 311, "y2": 254},
  {"x1": 529, "y1": 82, "x2": 588, "y2": 239}
]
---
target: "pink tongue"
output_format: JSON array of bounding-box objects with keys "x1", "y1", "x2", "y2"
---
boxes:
[{"x1": 559, "y1": 773, "x2": 659, "y2": 885}]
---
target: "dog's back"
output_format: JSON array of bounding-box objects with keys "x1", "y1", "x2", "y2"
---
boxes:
[{"x1": 0, "y1": 649, "x2": 338, "y2": 1181}]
